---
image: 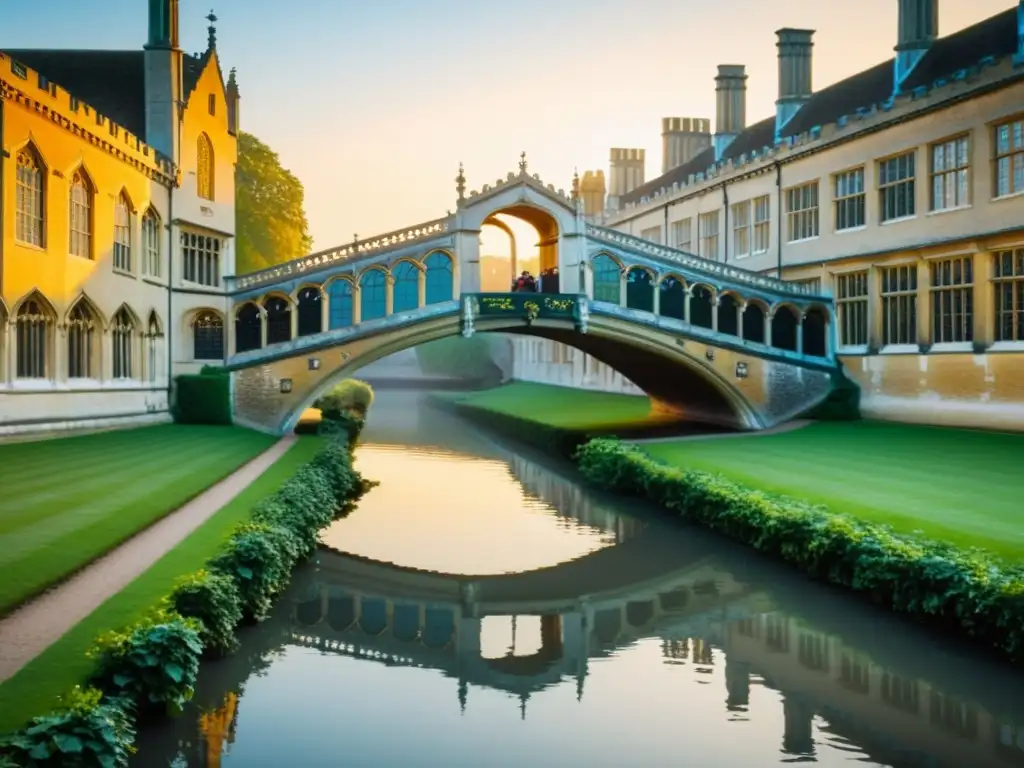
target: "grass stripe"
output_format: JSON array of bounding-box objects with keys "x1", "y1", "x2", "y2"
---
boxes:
[
  {"x1": 0, "y1": 436, "x2": 324, "y2": 734},
  {"x1": 0, "y1": 425, "x2": 276, "y2": 614}
]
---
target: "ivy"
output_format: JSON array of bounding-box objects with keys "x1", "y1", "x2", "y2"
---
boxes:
[{"x1": 575, "y1": 437, "x2": 1024, "y2": 661}]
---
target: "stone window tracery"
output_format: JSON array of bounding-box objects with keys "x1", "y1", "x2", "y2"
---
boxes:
[
  {"x1": 113, "y1": 193, "x2": 132, "y2": 272},
  {"x1": 197, "y1": 133, "x2": 215, "y2": 201},
  {"x1": 112, "y1": 307, "x2": 136, "y2": 379},
  {"x1": 15, "y1": 145, "x2": 45, "y2": 246},
  {"x1": 67, "y1": 300, "x2": 97, "y2": 379},
  {"x1": 69, "y1": 169, "x2": 93, "y2": 258},
  {"x1": 16, "y1": 298, "x2": 52, "y2": 379}
]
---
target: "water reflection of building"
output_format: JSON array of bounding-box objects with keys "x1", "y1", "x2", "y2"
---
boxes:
[
  {"x1": 506, "y1": 450, "x2": 645, "y2": 544},
  {"x1": 289, "y1": 547, "x2": 758, "y2": 712},
  {"x1": 718, "y1": 614, "x2": 1024, "y2": 767}
]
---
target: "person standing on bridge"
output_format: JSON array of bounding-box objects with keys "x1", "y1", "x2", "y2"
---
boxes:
[{"x1": 512, "y1": 271, "x2": 538, "y2": 292}]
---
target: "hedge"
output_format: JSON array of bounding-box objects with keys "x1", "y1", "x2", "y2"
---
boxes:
[
  {"x1": 574, "y1": 437, "x2": 1024, "y2": 662},
  {"x1": 0, "y1": 414, "x2": 371, "y2": 767},
  {"x1": 173, "y1": 367, "x2": 232, "y2": 426},
  {"x1": 313, "y1": 379, "x2": 374, "y2": 422}
]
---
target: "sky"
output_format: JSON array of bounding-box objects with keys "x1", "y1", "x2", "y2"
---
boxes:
[{"x1": 3, "y1": 0, "x2": 1013, "y2": 255}]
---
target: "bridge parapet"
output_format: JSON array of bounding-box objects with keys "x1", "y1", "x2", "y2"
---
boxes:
[
  {"x1": 227, "y1": 216, "x2": 453, "y2": 294},
  {"x1": 585, "y1": 224, "x2": 831, "y2": 301}
]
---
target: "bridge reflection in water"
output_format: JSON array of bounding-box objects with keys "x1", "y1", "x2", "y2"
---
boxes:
[{"x1": 136, "y1": 423, "x2": 1024, "y2": 768}]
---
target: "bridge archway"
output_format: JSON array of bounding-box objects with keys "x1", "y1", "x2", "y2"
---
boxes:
[
  {"x1": 271, "y1": 312, "x2": 762, "y2": 436},
  {"x1": 482, "y1": 204, "x2": 561, "y2": 294}
]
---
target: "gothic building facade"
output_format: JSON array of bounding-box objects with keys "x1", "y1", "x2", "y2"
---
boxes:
[
  {"x1": 514, "y1": 0, "x2": 1024, "y2": 430},
  {"x1": 0, "y1": 0, "x2": 238, "y2": 438}
]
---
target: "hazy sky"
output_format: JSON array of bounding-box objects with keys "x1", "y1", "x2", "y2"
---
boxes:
[{"x1": 4, "y1": 0, "x2": 1012, "y2": 253}]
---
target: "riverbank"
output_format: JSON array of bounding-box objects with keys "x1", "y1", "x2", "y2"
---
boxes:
[
  {"x1": 0, "y1": 424, "x2": 277, "y2": 615},
  {"x1": 446, "y1": 381, "x2": 1024, "y2": 661},
  {"x1": 0, "y1": 418, "x2": 371, "y2": 763}
]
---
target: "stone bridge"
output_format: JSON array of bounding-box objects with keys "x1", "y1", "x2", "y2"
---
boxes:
[{"x1": 223, "y1": 158, "x2": 840, "y2": 434}]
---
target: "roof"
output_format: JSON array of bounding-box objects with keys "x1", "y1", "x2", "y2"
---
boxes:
[
  {"x1": 620, "y1": 6, "x2": 1020, "y2": 206},
  {"x1": 2, "y1": 48, "x2": 213, "y2": 142}
]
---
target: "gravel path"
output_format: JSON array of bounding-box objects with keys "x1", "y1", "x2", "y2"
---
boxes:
[
  {"x1": 632, "y1": 419, "x2": 812, "y2": 444},
  {"x1": 0, "y1": 435, "x2": 297, "y2": 684}
]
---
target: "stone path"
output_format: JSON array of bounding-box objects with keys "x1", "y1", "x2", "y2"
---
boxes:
[
  {"x1": 633, "y1": 419, "x2": 812, "y2": 445},
  {"x1": 0, "y1": 435, "x2": 297, "y2": 684}
]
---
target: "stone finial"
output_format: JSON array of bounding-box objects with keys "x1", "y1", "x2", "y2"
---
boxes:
[
  {"x1": 518, "y1": 151, "x2": 528, "y2": 174},
  {"x1": 455, "y1": 162, "x2": 466, "y2": 201},
  {"x1": 206, "y1": 9, "x2": 218, "y2": 50},
  {"x1": 227, "y1": 66, "x2": 239, "y2": 94},
  {"x1": 571, "y1": 167, "x2": 580, "y2": 201}
]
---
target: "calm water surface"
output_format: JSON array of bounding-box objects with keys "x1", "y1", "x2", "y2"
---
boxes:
[{"x1": 134, "y1": 392, "x2": 1024, "y2": 767}]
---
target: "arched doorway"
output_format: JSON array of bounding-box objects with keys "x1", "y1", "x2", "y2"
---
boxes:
[{"x1": 480, "y1": 205, "x2": 561, "y2": 294}]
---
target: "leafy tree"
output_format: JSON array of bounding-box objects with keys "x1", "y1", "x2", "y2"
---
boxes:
[{"x1": 235, "y1": 132, "x2": 313, "y2": 274}]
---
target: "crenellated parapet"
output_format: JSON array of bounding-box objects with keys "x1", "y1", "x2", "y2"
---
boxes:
[{"x1": 0, "y1": 51, "x2": 177, "y2": 185}]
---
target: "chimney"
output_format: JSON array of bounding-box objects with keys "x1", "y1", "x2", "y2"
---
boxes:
[
  {"x1": 894, "y1": 0, "x2": 938, "y2": 90},
  {"x1": 144, "y1": 0, "x2": 182, "y2": 161},
  {"x1": 580, "y1": 171, "x2": 607, "y2": 219},
  {"x1": 775, "y1": 29, "x2": 814, "y2": 141},
  {"x1": 714, "y1": 65, "x2": 747, "y2": 162},
  {"x1": 661, "y1": 118, "x2": 712, "y2": 174},
  {"x1": 607, "y1": 149, "x2": 645, "y2": 210}
]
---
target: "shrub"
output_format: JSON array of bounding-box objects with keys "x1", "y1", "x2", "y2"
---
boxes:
[
  {"x1": 0, "y1": 687, "x2": 135, "y2": 768},
  {"x1": 88, "y1": 611, "x2": 203, "y2": 716},
  {"x1": 314, "y1": 379, "x2": 374, "y2": 421},
  {"x1": 209, "y1": 523, "x2": 291, "y2": 622},
  {"x1": 173, "y1": 373, "x2": 232, "y2": 426},
  {"x1": 574, "y1": 437, "x2": 1024, "y2": 662},
  {"x1": 169, "y1": 570, "x2": 243, "y2": 657}
]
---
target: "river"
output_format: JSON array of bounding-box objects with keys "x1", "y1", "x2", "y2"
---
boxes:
[{"x1": 132, "y1": 392, "x2": 1024, "y2": 767}]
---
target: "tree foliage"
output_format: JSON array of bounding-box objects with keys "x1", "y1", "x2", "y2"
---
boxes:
[{"x1": 235, "y1": 132, "x2": 313, "y2": 275}]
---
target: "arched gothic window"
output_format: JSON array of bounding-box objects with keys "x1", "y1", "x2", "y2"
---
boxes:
[
  {"x1": 592, "y1": 254, "x2": 621, "y2": 304},
  {"x1": 264, "y1": 296, "x2": 292, "y2": 345},
  {"x1": 193, "y1": 310, "x2": 225, "y2": 360},
  {"x1": 359, "y1": 270, "x2": 387, "y2": 322},
  {"x1": 112, "y1": 307, "x2": 136, "y2": 379},
  {"x1": 327, "y1": 281, "x2": 353, "y2": 328},
  {"x1": 142, "y1": 209, "x2": 162, "y2": 277},
  {"x1": 113, "y1": 193, "x2": 132, "y2": 272},
  {"x1": 296, "y1": 287, "x2": 323, "y2": 336},
  {"x1": 424, "y1": 252, "x2": 453, "y2": 305},
  {"x1": 69, "y1": 169, "x2": 93, "y2": 258},
  {"x1": 392, "y1": 262, "x2": 419, "y2": 313},
  {"x1": 147, "y1": 311, "x2": 162, "y2": 382},
  {"x1": 15, "y1": 145, "x2": 45, "y2": 246},
  {"x1": 16, "y1": 297, "x2": 51, "y2": 379},
  {"x1": 197, "y1": 133, "x2": 215, "y2": 201},
  {"x1": 67, "y1": 300, "x2": 97, "y2": 378},
  {"x1": 235, "y1": 304, "x2": 262, "y2": 353}
]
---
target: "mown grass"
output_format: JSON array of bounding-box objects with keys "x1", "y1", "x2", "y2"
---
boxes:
[
  {"x1": 642, "y1": 421, "x2": 1024, "y2": 561},
  {"x1": 0, "y1": 425, "x2": 276, "y2": 615},
  {"x1": 0, "y1": 436, "x2": 325, "y2": 734},
  {"x1": 448, "y1": 381, "x2": 676, "y2": 432}
]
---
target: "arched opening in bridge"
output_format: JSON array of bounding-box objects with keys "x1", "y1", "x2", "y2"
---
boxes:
[
  {"x1": 480, "y1": 615, "x2": 564, "y2": 675},
  {"x1": 235, "y1": 302, "x2": 261, "y2": 353},
  {"x1": 480, "y1": 206, "x2": 560, "y2": 294},
  {"x1": 264, "y1": 295, "x2": 291, "y2": 345},
  {"x1": 743, "y1": 302, "x2": 767, "y2": 344},
  {"x1": 771, "y1": 306, "x2": 800, "y2": 352},
  {"x1": 359, "y1": 269, "x2": 387, "y2": 322},
  {"x1": 392, "y1": 261, "x2": 419, "y2": 313},
  {"x1": 326, "y1": 278, "x2": 354, "y2": 329},
  {"x1": 717, "y1": 293, "x2": 741, "y2": 336},
  {"x1": 689, "y1": 285, "x2": 714, "y2": 329},
  {"x1": 659, "y1": 275, "x2": 686, "y2": 319},
  {"x1": 626, "y1": 267, "x2": 655, "y2": 312},
  {"x1": 297, "y1": 286, "x2": 322, "y2": 336},
  {"x1": 802, "y1": 307, "x2": 828, "y2": 356}
]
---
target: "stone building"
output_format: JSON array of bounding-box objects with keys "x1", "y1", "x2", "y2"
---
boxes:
[
  {"x1": 514, "y1": 0, "x2": 1024, "y2": 430},
  {"x1": 0, "y1": 0, "x2": 238, "y2": 438}
]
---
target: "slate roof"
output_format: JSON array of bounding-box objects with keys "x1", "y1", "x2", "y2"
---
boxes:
[
  {"x1": 2, "y1": 48, "x2": 211, "y2": 143},
  {"x1": 620, "y1": 6, "x2": 1020, "y2": 207}
]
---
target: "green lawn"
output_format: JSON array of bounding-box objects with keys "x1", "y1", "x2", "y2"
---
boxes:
[
  {"x1": 0, "y1": 425, "x2": 276, "y2": 615},
  {"x1": 450, "y1": 381, "x2": 675, "y2": 432},
  {"x1": 0, "y1": 436, "x2": 325, "y2": 734},
  {"x1": 642, "y1": 421, "x2": 1024, "y2": 561}
]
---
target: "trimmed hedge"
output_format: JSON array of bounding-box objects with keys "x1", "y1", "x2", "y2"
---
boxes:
[
  {"x1": 0, "y1": 420, "x2": 371, "y2": 767},
  {"x1": 314, "y1": 379, "x2": 374, "y2": 422},
  {"x1": 575, "y1": 437, "x2": 1024, "y2": 662},
  {"x1": 173, "y1": 370, "x2": 232, "y2": 426}
]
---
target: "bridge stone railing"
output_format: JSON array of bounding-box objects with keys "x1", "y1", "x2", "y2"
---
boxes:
[
  {"x1": 585, "y1": 224, "x2": 831, "y2": 300},
  {"x1": 227, "y1": 216, "x2": 453, "y2": 293}
]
